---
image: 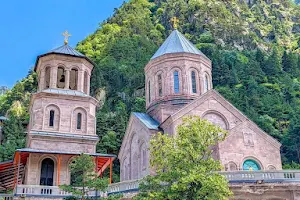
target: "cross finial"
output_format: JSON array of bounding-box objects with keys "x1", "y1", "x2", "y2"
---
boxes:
[
  {"x1": 62, "y1": 30, "x2": 71, "y2": 45},
  {"x1": 170, "y1": 17, "x2": 179, "y2": 30}
]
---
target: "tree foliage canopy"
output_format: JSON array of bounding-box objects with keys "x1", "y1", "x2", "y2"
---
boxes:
[
  {"x1": 135, "y1": 117, "x2": 232, "y2": 200},
  {"x1": 60, "y1": 154, "x2": 109, "y2": 199}
]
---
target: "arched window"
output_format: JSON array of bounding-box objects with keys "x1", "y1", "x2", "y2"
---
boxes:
[
  {"x1": 77, "y1": 113, "x2": 82, "y2": 130},
  {"x1": 204, "y1": 74, "x2": 209, "y2": 93},
  {"x1": 243, "y1": 159, "x2": 261, "y2": 171},
  {"x1": 57, "y1": 67, "x2": 65, "y2": 89},
  {"x1": 142, "y1": 149, "x2": 146, "y2": 168},
  {"x1": 45, "y1": 67, "x2": 50, "y2": 89},
  {"x1": 40, "y1": 158, "x2": 54, "y2": 186},
  {"x1": 191, "y1": 71, "x2": 197, "y2": 93},
  {"x1": 49, "y1": 110, "x2": 55, "y2": 127},
  {"x1": 174, "y1": 71, "x2": 179, "y2": 93},
  {"x1": 226, "y1": 162, "x2": 237, "y2": 171},
  {"x1": 72, "y1": 108, "x2": 87, "y2": 132},
  {"x1": 148, "y1": 81, "x2": 151, "y2": 103},
  {"x1": 84, "y1": 71, "x2": 88, "y2": 94},
  {"x1": 70, "y1": 68, "x2": 78, "y2": 90},
  {"x1": 158, "y1": 74, "x2": 162, "y2": 97}
]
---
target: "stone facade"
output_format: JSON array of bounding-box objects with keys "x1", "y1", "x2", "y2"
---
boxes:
[
  {"x1": 119, "y1": 30, "x2": 282, "y2": 182},
  {"x1": 24, "y1": 45, "x2": 99, "y2": 186}
]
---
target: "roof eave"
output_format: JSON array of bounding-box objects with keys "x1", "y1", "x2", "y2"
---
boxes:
[{"x1": 34, "y1": 52, "x2": 96, "y2": 71}]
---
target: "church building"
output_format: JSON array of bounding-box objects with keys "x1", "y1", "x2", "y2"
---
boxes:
[
  {"x1": 119, "y1": 29, "x2": 282, "y2": 181},
  {"x1": 0, "y1": 33, "x2": 115, "y2": 192}
]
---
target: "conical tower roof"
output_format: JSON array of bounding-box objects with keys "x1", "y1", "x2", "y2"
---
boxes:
[
  {"x1": 35, "y1": 44, "x2": 94, "y2": 70},
  {"x1": 151, "y1": 30, "x2": 208, "y2": 60},
  {"x1": 49, "y1": 44, "x2": 86, "y2": 57}
]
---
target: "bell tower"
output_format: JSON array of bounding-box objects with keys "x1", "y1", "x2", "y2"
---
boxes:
[
  {"x1": 27, "y1": 32, "x2": 99, "y2": 154},
  {"x1": 145, "y1": 30, "x2": 213, "y2": 123}
]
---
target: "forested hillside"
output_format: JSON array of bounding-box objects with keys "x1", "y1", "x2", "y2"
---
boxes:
[{"x1": 1, "y1": 0, "x2": 300, "y2": 179}]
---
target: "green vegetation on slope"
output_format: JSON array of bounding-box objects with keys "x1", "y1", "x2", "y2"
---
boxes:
[{"x1": 1, "y1": 0, "x2": 300, "y2": 179}]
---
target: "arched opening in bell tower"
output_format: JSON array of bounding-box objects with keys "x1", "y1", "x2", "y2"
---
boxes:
[
  {"x1": 57, "y1": 67, "x2": 66, "y2": 89},
  {"x1": 44, "y1": 66, "x2": 50, "y2": 89},
  {"x1": 70, "y1": 68, "x2": 78, "y2": 90}
]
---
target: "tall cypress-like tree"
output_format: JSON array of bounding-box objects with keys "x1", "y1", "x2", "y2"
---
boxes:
[
  {"x1": 0, "y1": 116, "x2": 26, "y2": 162},
  {"x1": 282, "y1": 51, "x2": 297, "y2": 74},
  {"x1": 263, "y1": 48, "x2": 282, "y2": 76}
]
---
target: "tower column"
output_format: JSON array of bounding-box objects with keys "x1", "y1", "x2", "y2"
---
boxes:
[
  {"x1": 50, "y1": 66, "x2": 57, "y2": 88},
  {"x1": 64, "y1": 70, "x2": 70, "y2": 89},
  {"x1": 87, "y1": 73, "x2": 91, "y2": 95},
  {"x1": 78, "y1": 70, "x2": 84, "y2": 92},
  {"x1": 39, "y1": 69, "x2": 46, "y2": 91}
]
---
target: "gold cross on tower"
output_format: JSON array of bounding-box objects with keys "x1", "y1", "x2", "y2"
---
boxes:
[
  {"x1": 170, "y1": 17, "x2": 179, "y2": 30},
  {"x1": 62, "y1": 30, "x2": 71, "y2": 45}
]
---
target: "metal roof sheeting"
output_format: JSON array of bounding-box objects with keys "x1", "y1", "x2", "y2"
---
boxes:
[
  {"x1": 49, "y1": 44, "x2": 85, "y2": 57},
  {"x1": 42, "y1": 88, "x2": 89, "y2": 97},
  {"x1": 16, "y1": 148, "x2": 116, "y2": 158},
  {"x1": 35, "y1": 44, "x2": 95, "y2": 71},
  {"x1": 30, "y1": 131, "x2": 99, "y2": 141},
  {"x1": 151, "y1": 30, "x2": 208, "y2": 60},
  {"x1": 133, "y1": 112, "x2": 160, "y2": 130}
]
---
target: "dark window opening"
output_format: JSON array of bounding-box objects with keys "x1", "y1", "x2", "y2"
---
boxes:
[
  {"x1": 191, "y1": 71, "x2": 197, "y2": 93},
  {"x1": 158, "y1": 74, "x2": 162, "y2": 97},
  {"x1": 49, "y1": 110, "x2": 54, "y2": 127},
  {"x1": 77, "y1": 113, "x2": 82, "y2": 130},
  {"x1": 174, "y1": 71, "x2": 179, "y2": 93}
]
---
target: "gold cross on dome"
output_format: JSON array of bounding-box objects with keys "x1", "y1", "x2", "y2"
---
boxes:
[
  {"x1": 170, "y1": 17, "x2": 179, "y2": 29},
  {"x1": 62, "y1": 30, "x2": 71, "y2": 45}
]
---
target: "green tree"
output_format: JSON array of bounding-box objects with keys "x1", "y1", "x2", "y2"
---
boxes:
[
  {"x1": 282, "y1": 51, "x2": 298, "y2": 74},
  {"x1": 282, "y1": 109, "x2": 300, "y2": 163},
  {"x1": 0, "y1": 115, "x2": 26, "y2": 162},
  {"x1": 60, "y1": 154, "x2": 109, "y2": 200},
  {"x1": 134, "y1": 116, "x2": 232, "y2": 200}
]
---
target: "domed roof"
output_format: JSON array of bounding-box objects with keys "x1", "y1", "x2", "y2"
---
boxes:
[
  {"x1": 151, "y1": 30, "x2": 208, "y2": 60},
  {"x1": 48, "y1": 44, "x2": 86, "y2": 57},
  {"x1": 35, "y1": 44, "x2": 94, "y2": 70}
]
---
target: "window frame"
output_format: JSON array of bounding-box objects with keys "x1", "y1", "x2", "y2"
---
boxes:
[
  {"x1": 77, "y1": 113, "x2": 82, "y2": 130},
  {"x1": 191, "y1": 71, "x2": 197, "y2": 94},
  {"x1": 173, "y1": 70, "x2": 180, "y2": 94}
]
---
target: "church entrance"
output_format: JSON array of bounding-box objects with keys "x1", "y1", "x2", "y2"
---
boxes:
[{"x1": 40, "y1": 158, "x2": 54, "y2": 186}]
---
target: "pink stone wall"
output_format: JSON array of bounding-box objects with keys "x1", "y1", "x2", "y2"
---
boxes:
[
  {"x1": 160, "y1": 91, "x2": 282, "y2": 171},
  {"x1": 119, "y1": 116, "x2": 152, "y2": 182},
  {"x1": 29, "y1": 93, "x2": 97, "y2": 135},
  {"x1": 145, "y1": 53, "x2": 212, "y2": 123}
]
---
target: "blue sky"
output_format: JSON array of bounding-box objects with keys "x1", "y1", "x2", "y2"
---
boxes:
[{"x1": 0, "y1": 0, "x2": 125, "y2": 88}]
